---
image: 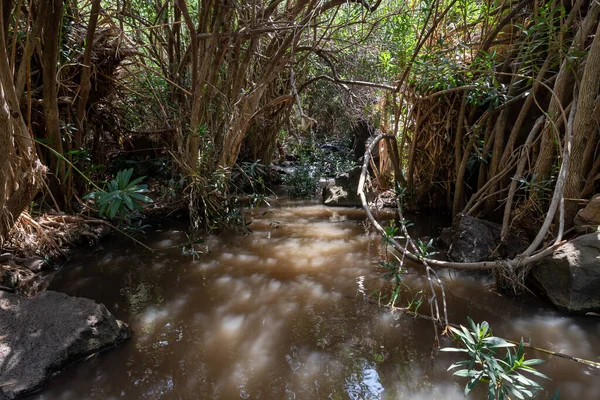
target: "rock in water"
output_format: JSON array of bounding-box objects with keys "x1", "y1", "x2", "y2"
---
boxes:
[
  {"x1": 322, "y1": 166, "x2": 364, "y2": 207},
  {"x1": 0, "y1": 291, "x2": 129, "y2": 399},
  {"x1": 574, "y1": 194, "x2": 600, "y2": 232},
  {"x1": 442, "y1": 213, "x2": 527, "y2": 262},
  {"x1": 531, "y1": 233, "x2": 600, "y2": 313}
]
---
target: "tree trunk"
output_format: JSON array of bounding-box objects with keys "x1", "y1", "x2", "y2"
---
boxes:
[
  {"x1": 0, "y1": 7, "x2": 43, "y2": 241},
  {"x1": 477, "y1": 118, "x2": 495, "y2": 191},
  {"x1": 563, "y1": 22, "x2": 600, "y2": 226},
  {"x1": 532, "y1": 1, "x2": 600, "y2": 182},
  {"x1": 485, "y1": 74, "x2": 518, "y2": 214},
  {"x1": 42, "y1": 0, "x2": 65, "y2": 189},
  {"x1": 74, "y1": 0, "x2": 100, "y2": 149}
]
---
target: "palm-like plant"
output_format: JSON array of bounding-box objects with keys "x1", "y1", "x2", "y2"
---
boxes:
[
  {"x1": 442, "y1": 317, "x2": 551, "y2": 399},
  {"x1": 85, "y1": 168, "x2": 152, "y2": 224}
]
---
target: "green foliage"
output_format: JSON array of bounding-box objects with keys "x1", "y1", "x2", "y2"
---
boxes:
[
  {"x1": 442, "y1": 318, "x2": 550, "y2": 399},
  {"x1": 407, "y1": 290, "x2": 424, "y2": 313},
  {"x1": 382, "y1": 220, "x2": 400, "y2": 245},
  {"x1": 231, "y1": 160, "x2": 267, "y2": 197},
  {"x1": 414, "y1": 238, "x2": 438, "y2": 259},
  {"x1": 283, "y1": 144, "x2": 356, "y2": 198},
  {"x1": 85, "y1": 169, "x2": 153, "y2": 224},
  {"x1": 515, "y1": 172, "x2": 555, "y2": 214},
  {"x1": 181, "y1": 233, "x2": 206, "y2": 260},
  {"x1": 187, "y1": 160, "x2": 271, "y2": 234},
  {"x1": 515, "y1": 173, "x2": 554, "y2": 197},
  {"x1": 412, "y1": 52, "x2": 466, "y2": 93},
  {"x1": 380, "y1": 260, "x2": 407, "y2": 306},
  {"x1": 283, "y1": 165, "x2": 320, "y2": 198},
  {"x1": 201, "y1": 167, "x2": 252, "y2": 233}
]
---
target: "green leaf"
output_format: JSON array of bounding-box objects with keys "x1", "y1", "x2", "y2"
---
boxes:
[
  {"x1": 490, "y1": 342, "x2": 516, "y2": 349},
  {"x1": 129, "y1": 175, "x2": 147, "y2": 187},
  {"x1": 488, "y1": 384, "x2": 496, "y2": 400},
  {"x1": 123, "y1": 194, "x2": 135, "y2": 211},
  {"x1": 106, "y1": 199, "x2": 119, "y2": 219},
  {"x1": 440, "y1": 347, "x2": 468, "y2": 353},
  {"x1": 119, "y1": 168, "x2": 134, "y2": 189},
  {"x1": 447, "y1": 360, "x2": 470, "y2": 371},
  {"x1": 522, "y1": 359, "x2": 545, "y2": 366},
  {"x1": 460, "y1": 326, "x2": 476, "y2": 345},
  {"x1": 508, "y1": 385, "x2": 525, "y2": 400},
  {"x1": 465, "y1": 371, "x2": 483, "y2": 396},
  {"x1": 129, "y1": 193, "x2": 153, "y2": 203},
  {"x1": 519, "y1": 367, "x2": 550, "y2": 380},
  {"x1": 454, "y1": 369, "x2": 480, "y2": 377}
]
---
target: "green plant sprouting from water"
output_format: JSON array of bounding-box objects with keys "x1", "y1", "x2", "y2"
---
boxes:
[
  {"x1": 380, "y1": 260, "x2": 407, "y2": 306},
  {"x1": 415, "y1": 238, "x2": 438, "y2": 259},
  {"x1": 442, "y1": 317, "x2": 551, "y2": 399},
  {"x1": 85, "y1": 168, "x2": 153, "y2": 225},
  {"x1": 382, "y1": 220, "x2": 400, "y2": 246},
  {"x1": 181, "y1": 233, "x2": 206, "y2": 260},
  {"x1": 406, "y1": 290, "x2": 424, "y2": 314}
]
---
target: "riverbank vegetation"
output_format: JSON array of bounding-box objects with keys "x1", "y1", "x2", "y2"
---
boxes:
[
  {"x1": 0, "y1": 0, "x2": 599, "y2": 392},
  {"x1": 1, "y1": 0, "x2": 597, "y2": 245}
]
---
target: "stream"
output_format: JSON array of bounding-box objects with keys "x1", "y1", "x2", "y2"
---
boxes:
[{"x1": 29, "y1": 199, "x2": 600, "y2": 399}]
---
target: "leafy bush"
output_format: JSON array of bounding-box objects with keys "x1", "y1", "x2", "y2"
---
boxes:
[
  {"x1": 442, "y1": 318, "x2": 551, "y2": 399},
  {"x1": 283, "y1": 165, "x2": 320, "y2": 198},
  {"x1": 85, "y1": 168, "x2": 153, "y2": 224},
  {"x1": 283, "y1": 144, "x2": 356, "y2": 197}
]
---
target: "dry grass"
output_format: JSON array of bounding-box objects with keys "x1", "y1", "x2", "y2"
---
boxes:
[{"x1": 4, "y1": 212, "x2": 110, "y2": 259}]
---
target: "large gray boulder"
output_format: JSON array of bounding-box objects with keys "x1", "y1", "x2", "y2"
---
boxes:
[
  {"x1": 322, "y1": 166, "x2": 365, "y2": 207},
  {"x1": 0, "y1": 291, "x2": 129, "y2": 399},
  {"x1": 531, "y1": 233, "x2": 600, "y2": 313},
  {"x1": 442, "y1": 213, "x2": 527, "y2": 262},
  {"x1": 574, "y1": 194, "x2": 600, "y2": 232}
]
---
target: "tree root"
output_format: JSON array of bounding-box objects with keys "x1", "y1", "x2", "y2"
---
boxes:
[{"x1": 358, "y1": 133, "x2": 568, "y2": 280}]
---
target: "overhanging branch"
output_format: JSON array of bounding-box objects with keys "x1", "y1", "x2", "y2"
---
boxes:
[{"x1": 358, "y1": 133, "x2": 567, "y2": 272}]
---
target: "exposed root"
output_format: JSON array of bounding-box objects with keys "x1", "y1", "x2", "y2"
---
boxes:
[{"x1": 358, "y1": 133, "x2": 568, "y2": 280}]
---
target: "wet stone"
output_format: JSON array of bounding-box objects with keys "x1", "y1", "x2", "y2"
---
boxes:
[
  {"x1": 0, "y1": 291, "x2": 129, "y2": 399},
  {"x1": 574, "y1": 194, "x2": 600, "y2": 233},
  {"x1": 531, "y1": 232, "x2": 600, "y2": 313},
  {"x1": 322, "y1": 166, "x2": 365, "y2": 207}
]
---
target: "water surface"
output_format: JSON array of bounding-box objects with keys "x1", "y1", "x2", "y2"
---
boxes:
[{"x1": 30, "y1": 199, "x2": 600, "y2": 399}]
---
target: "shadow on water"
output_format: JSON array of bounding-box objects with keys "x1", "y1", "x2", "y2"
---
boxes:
[{"x1": 27, "y1": 199, "x2": 600, "y2": 399}]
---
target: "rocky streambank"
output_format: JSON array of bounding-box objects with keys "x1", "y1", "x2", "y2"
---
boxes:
[
  {"x1": 439, "y1": 200, "x2": 600, "y2": 314},
  {"x1": 0, "y1": 291, "x2": 129, "y2": 399}
]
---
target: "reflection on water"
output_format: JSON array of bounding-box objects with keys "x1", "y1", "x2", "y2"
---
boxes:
[
  {"x1": 29, "y1": 199, "x2": 600, "y2": 399},
  {"x1": 345, "y1": 359, "x2": 384, "y2": 400}
]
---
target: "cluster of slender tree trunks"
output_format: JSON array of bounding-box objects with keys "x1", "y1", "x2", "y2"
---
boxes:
[{"x1": 1, "y1": 0, "x2": 598, "y2": 244}]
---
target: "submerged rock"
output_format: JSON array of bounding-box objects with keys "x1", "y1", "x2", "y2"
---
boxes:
[
  {"x1": 322, "y1": 166, "x2": 365, "y2": 207},
  {"x1": 574, "y1": 194, "x2": 600, "y2": 232},
  {"x1": 0, "y1": 291, "x2": 129, "y2": 399},
  {"x1": 531, "y1": 233, "x2": 600, "y2": 313},
  {"x1": 441, "y1": 213, "x2": 527, "y2": 262}
]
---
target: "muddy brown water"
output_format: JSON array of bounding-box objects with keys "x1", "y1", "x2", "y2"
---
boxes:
[{"x1": 28, "y1": 199, "x2": 600, "y2": 399}]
